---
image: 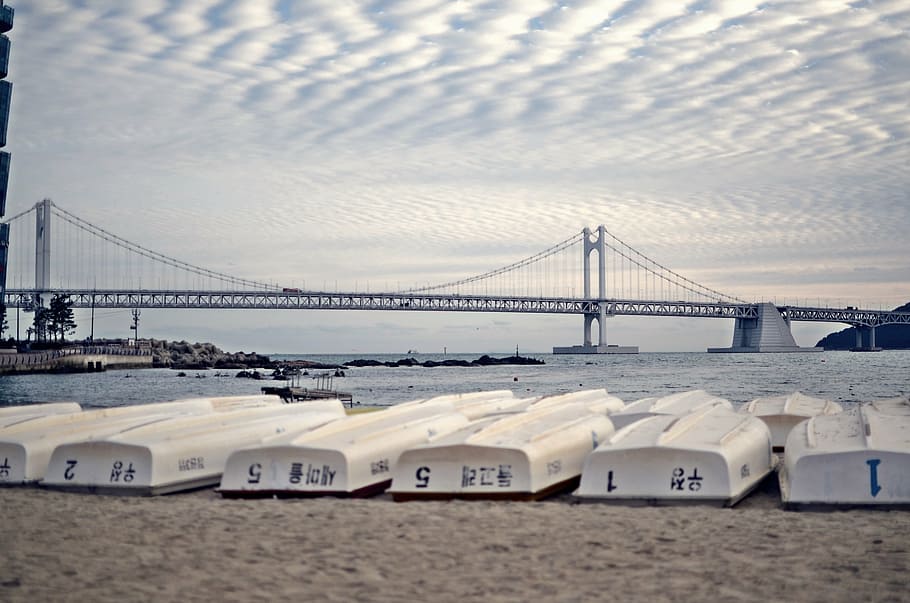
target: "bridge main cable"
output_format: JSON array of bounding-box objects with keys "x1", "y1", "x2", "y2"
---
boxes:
[
  {"x1": 49, "y1": 202, "x2": 277, "y2": 291},
  {"x1": 403, "y1": 231, "x2": 585, "y2": 294}
]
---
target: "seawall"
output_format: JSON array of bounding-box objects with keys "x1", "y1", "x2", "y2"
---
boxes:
[{"x1": 0, "y1": 347, "x2": 152, "y2": 375}]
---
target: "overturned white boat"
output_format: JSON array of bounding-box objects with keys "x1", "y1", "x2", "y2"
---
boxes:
[
  {"x1": 740, "y1": 392, "x2": 843, "y2": 451},
  {"x1": 219, "y1": 396, "x2": 481, "y2": 498},
  {"x1": 438, "y1": 390, "x2": 527, "y2": 418},
  {"x1": 527, "y1": 389, "x2": 625, "y2": 414},
  {"x1": 609, "y1": 390, "x2": 732, "y2": 430},
  {"x1": 0, "y1": 402, "x2": 83, "y2": 428},
  {"x1": 440, "y1": 388, "x2": 622, "y2": 418},
  {"x1": 0, "y1": 395, "x2": 285, "y2": 485},
  {"x1": 575, "y1": 404, "x2": 773, "y2": 507},
  {"x1": 41, "y1": 398, "x2": 346, "y2": 495},
  {"x1": 780, "y1": 397, "x2": 910, "y2": 509},
  {"x1": 389, "y1": 394, "x2": 618, "y2": 501}
]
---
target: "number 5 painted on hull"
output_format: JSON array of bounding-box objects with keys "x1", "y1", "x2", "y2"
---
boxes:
[{"x1": 866, "y1": 459, "x2": 882, "y2": 497}]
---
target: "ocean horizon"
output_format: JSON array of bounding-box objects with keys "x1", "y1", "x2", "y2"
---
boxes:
[{"x1": 1, "y1": 349, "x2": 907, "y2": 410}]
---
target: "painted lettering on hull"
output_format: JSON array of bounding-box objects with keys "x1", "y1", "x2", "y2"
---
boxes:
[
  {"x1": 415, "y1": 466, "x2": 430, "y2": 488},
  {"x1": 370, "y1": 459, "x2": 390, "y2": 475},
  {"x1": 178, "y1": 457, "x2": 205, "y2": 472},
  {"x1": 460, "y1": 464, "x2": 514, "y2": 488},
  {"x1": 606, "y1": 470, "x2": 618, "y2": 492},
  {"x1": 289, "y1": 463, "x2": 336, "y2": 487},
  {"x1": 110, "y1": 460, "x2": 136, "y2": 483},
  {"x1": 867, "y1": 459, "x2": 882, "y2": 497},
  {"x1": 670, "y1": 467, "x2": 703, "y2": 492},
  {"x1": 247, "y1": 462, "x2": 262, "y2": 484}
]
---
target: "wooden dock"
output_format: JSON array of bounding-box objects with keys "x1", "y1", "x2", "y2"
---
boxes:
[
  {"x1": 261, "y1": 372, "x2": 353, "y2": 407},
  {"x1": 260, "y1": 385, "x2": 353, "y2": 406}
]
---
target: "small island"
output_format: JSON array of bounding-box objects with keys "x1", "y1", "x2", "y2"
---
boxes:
[
  {"x1": 341, "y1": 354, "x2": 544, "y2": 368},
  {"x1": 815, "y1": 301, "x2": 910, "y2": 350}
]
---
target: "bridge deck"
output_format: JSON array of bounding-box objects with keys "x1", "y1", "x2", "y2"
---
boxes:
[{"x1": 4, "y1": 289, "x2": 909, "y2": 327}]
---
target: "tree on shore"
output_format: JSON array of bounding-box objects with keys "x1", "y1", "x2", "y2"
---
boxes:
[
  {"x1": 47, "y1": 295, "x2": 77, "y2": 341},
  {"x1": 32, "y1": 305, "x2": 48, "y2": 342},
  {"x1": 0, "y1": 303, "x2": 7, "y2": 339}
]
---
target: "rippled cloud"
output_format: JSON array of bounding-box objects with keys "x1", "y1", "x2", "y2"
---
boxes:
[{"x1": 5, "y1": 0, "x2": 909, "y2": 349}]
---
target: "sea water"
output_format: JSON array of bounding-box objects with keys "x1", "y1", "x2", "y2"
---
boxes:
[{"x1": 0, "y1": 350, "x2": 907, "y2": 409}]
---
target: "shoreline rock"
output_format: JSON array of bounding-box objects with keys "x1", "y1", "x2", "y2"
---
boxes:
[
  {"x1": 144, "y1": 340, "x2": 273, "y2": 370},
  {"x1": 110, "y1": 341, "x2": 545, "y2": 372},
  {"x1": 341, "y1": 354, "x2": 544, "y2": 368}
]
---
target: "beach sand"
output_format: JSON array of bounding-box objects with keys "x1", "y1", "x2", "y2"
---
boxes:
[{"x1": 1, "y1": 480, "x2": 907, "y2": 603}]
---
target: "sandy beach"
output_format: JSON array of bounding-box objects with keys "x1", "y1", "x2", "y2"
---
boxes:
[{"x1": 1, "y1": 480, "x2": 907, "y2": 603}]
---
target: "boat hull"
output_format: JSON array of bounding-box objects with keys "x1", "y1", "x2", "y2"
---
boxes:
[
  {"x1": 1, "y1": 414, "x2": 180, "y2": 484},
  {"x1": 391, "y1": 445, "x2": 537, "y2": 501},
  {"x1": 218, "y1": 407, "x2": 472, "y2": 498},
  {"x1": 780, "y1": 399, "x2": 910, "y2": 509},
  {"x1": 575, "y1": 406, "x2": 773, "y2": 507},
  {"x1": 780, "y1": 450, "x2": 910, "y2": 510},
  {"x1": 740, "y1": 392, "x2": 843, "y2": 451},
  {"x1": 389, "y1": 408, "x2": 615, "y2": 501},
  {"x1": 575, "y1": 447, "x2": 771, "y2": 507},
  {"x1": 41, "y1": 406, "x2": 346, "y2": 495}
]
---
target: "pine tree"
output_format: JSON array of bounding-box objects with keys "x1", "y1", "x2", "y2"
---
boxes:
[{"x1": 48, "y1": 295, "x2": 77, "y2": 342}]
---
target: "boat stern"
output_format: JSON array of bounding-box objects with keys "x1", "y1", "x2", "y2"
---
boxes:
[{"x1": 219, "y1": 446, "x2": 354, "y2": 497}]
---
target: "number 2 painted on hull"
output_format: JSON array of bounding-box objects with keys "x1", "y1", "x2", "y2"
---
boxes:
[{"x1": 866, "y1": 459, "x2": 882, "y2": 497}]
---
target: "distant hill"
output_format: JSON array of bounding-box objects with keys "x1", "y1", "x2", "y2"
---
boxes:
[{"x1": 815, "y1": 301, "x2": 910, "y2": 350}]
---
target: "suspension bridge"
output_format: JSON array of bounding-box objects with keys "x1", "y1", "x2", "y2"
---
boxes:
[{"x1": 2, "y1": 199, "x2": 908, "y2": 353}]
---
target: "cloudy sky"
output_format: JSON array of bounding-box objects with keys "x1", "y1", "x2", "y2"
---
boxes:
[{"x1": 4, "y1": 0, "x2": 909, "y2": 354}]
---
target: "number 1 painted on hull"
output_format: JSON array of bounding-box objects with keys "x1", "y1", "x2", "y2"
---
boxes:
[
  {"x1": 866, "y1": 459, "x2": 882, "y2": 497},
  {"x1": 606, "y1": 470, "x2": 618, "y2": 492}
]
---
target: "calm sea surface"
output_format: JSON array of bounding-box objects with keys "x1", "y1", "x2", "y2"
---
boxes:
[{"x1": 1, "y1": 350, "x2": 908, "y2": 409}]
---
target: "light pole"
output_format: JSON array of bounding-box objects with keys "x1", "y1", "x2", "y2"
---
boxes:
[{"x1": 130, "y1": 308, "x2": 140, "y2": 347}]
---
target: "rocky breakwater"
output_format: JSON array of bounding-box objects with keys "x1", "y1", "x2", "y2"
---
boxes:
[
  {"x1": 343, "y1": 354, "x2": 545, "y2": 368},
  {"x1": 148, "y1": 340, "x2": 273, "y2": 370}
]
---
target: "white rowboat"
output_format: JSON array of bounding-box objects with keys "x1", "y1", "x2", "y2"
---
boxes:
[
  {"x1": 389, "y1": 393, "x2": 618, "y2": 501},
  {"x1": 779, "y1": 397, "x2": 910, "y2": 509},
  {"x1": 0, "y1": 402, "x2": 83, "y2": 429},
  {"x1": 740, "y1": 392, "x2": 842, "y2": 451},
  {"x1": 0, "y1": 402, "x2": 82, "y2": 419},
  {"x1": 219, "y1": 397, "x2": 476, "y2": 498},
  {"x1": 609, "y1": 390, "x2": 732, "y2": 430},
  {"x1": 575, "y1": 404, "x2": 773, "y2": 507},
  {"x1": 0, "y1": 395, "x2": 285, "y2": 485},
  {"x1": 41, "y1": 398, "x2": 347, "y2": 495}
]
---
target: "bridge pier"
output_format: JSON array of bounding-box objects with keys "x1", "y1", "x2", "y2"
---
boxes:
[
  {"x1": 851, "y1": 325, "x2": 881, "y2": 352},
  {"x1": 708, "y1": 303, "x2": 822, "y2": 353},
  {"x1": 553, "y1": 311, "x2": 638, "y2": 354}
]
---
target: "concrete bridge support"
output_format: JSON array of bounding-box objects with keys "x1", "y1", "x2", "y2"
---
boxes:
[
  {"x1": 852, "y1": 325, "x2": 880, "y2": 351},
  {"x1": 708, "y1": 302, "x2": 822, "y2": 353}
]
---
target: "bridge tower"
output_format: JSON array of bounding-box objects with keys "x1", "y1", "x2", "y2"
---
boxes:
[
  {"x1": 553, "y1": 225, "x2": 638, "y2": 355},
  {"x1": 34, "y1": 198, "x2": 51, "y2": 291}
]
